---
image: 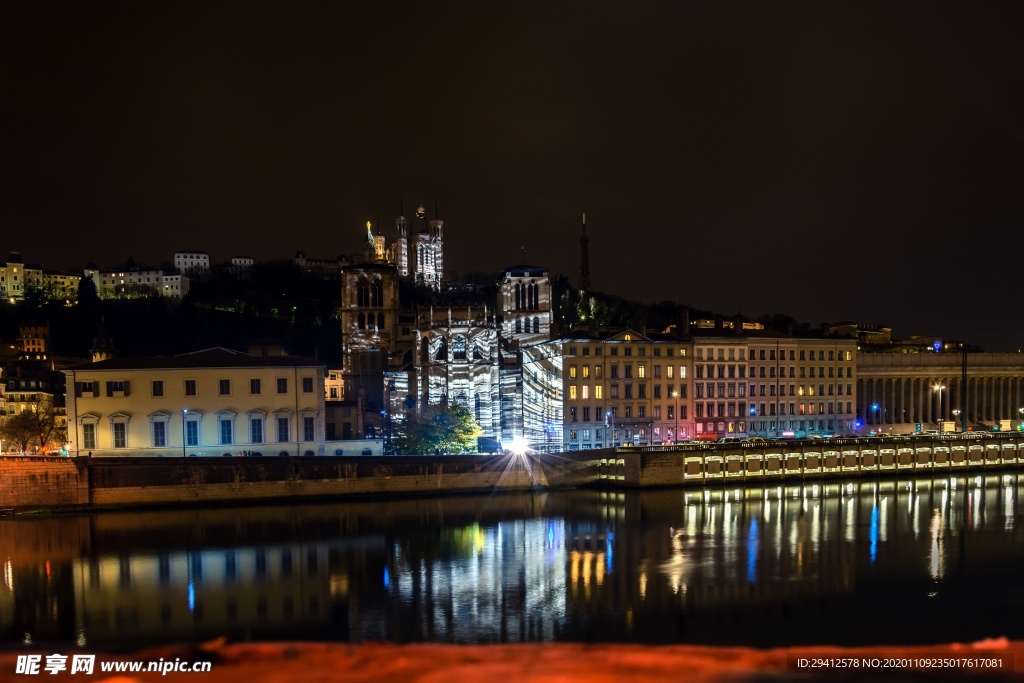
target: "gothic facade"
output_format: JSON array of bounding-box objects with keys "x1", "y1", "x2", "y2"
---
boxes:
[{"x1": 338, "y1": 206, "x2": 556, "y2": 451}]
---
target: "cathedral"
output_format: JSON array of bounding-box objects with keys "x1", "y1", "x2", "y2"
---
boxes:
[{"x1": 339, "y1": 203, "x2": 555, "y2": 450}]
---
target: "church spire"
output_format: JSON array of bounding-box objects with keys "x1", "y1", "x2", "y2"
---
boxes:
[{"x1": 579, "y1": 212, "x2": 591, "y2": 295}]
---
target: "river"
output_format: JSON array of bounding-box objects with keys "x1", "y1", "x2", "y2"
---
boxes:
[{"x1": 2, "y1": 472, "x2": 1022, "y2": 649}]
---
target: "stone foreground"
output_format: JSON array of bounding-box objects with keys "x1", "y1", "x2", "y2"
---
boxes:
[{"x1": 2, "y1": 638, "x2": 1021, "y2": 682}]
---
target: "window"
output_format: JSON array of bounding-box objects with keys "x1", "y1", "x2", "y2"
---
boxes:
[
  {"x1": 152, "y1": 380, "x2": 164, "y2": 397},
  {"x1": 112, "y1": 422, "x2": 127, "y2": 448},
  {"x1": 638, "y1": 364, "x2": 646, "y2": 378},
  {"x1": 303, "y1": 416, "x2": 315, "y2": 441},
  {"x1": 185, "y1": 379, "x2": 197, "y2": 396},
  {"x1": 582, "y1": 366, "x2": 590, "y2": 379},
  {"x1": 302, "y1": 377, "x2": 314, "y2": 393},
  {"x1": 277, "y1": 378, "x2": 288, "y2": 393},
  {"x1": 453, "y1": 336, "x2": 467, "y2": 360},
  {"x1": 219, "y1": 418, "x2": 233, "y2": 445},
  {"x1": 667, "y1": 365, "x2": 674, "y2": 379},
  {"x1": 569, "y1": 385, "x2": 577, "y2": 400},
  {"x1": 250, "y1": 417, "x2": 264, "y2": 444},
  {"x1": 610, "y1": 385, "x2": 619, "y2": 399},
  {"x1": 186, "y1": 421, "x2": 199, "y2": 447},
  {"x1": 219, "y1": 379, "x2": 231, "y2": 396},
  {"x1": 583, "y1": 407, "x2": 590, "y2": 421},
  {"x1": 595, "y1": 386, "x2": 603, "y2": 399},
  {"x1": 250, "y1": 379, "x2": 261, "y2": 395},
  {"x1": 582, "y1": 385, "x2": 589, "y2": 399},
  {"x1": 569, "y1": 365, "x2": 577, "y2": 379},
  {"x1": 570, "y1": 407, "x2": 577, "y2": 422},
  {"x1": 152, "y1": 421, "x2": 167, "y2": 447},
  {"x1": 277, "y1": 417, "x2": 290, "y2": 442},
  {"x1": 83, "y1": 423, "x2": 96, "y2": 450}
]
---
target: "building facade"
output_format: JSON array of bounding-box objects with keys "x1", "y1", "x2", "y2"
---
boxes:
[
  {"x1": 857, "y1": 352, "x2": 1024, "y2": 433},
  {"x1": 173, "y1": 251, "x2": 210, "y2": 277},
  {"x1": 560, "y1": 330, "x2": 694, "y2": 450},
  {"x1": 732, "y1": 336, "x2": 858, "y2": 439},
  {"x1": 63, "y1": 349, "x2": 326, "y2": 457},
  {"x1": 84, "y1": 268, "x2": 189, "y2": 299}
]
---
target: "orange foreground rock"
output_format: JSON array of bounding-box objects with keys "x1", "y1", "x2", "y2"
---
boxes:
[{"x1": 2, "y1": 638, "x2": 1022, "y2": 682}]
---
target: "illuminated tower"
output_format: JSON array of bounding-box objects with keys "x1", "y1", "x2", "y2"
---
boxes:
[
  {"x1": 371, "y1": 221, "x2": 387, "y2": 262},
  {"x1": 579, "y1": 212, "x2": 591, "y2": 295},
  {"x1": 500, "y1": 265, "x2": 552, "y2": 347},
  {"x1": 395, "y1": 200, "x2": 410, "y2": 277},
  {"x1": 414, "y1": 201, "x2": 444, "y2": 289}
]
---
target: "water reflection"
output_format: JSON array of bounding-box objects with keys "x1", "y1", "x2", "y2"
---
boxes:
[{"x1": 3, "y1": 474, "x2": 1024, "y2": 648}]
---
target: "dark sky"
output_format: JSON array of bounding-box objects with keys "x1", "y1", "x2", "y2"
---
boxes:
[{"x1": 2, "y1": 1, "x2": 1022, "y2": 351}]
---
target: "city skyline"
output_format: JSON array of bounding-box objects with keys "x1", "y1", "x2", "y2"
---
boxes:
[{"x1": 2, "y1": 1, "x2": 1022, "y2": 352}]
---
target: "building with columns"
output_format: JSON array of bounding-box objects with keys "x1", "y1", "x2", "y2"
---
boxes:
[{"x1": 857, "y1": 352, "x2": 1024, "y2": 433}]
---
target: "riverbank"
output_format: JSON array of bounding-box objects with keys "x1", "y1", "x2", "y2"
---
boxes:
[
  {"x1": 2, "y1": 434, "x2": 1020, "y2": 512},
  {"x1": 2, "y1": 638, "x2": 1020, "y2": 681}
]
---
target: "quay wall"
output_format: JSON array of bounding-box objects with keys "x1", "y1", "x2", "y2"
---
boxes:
[
  {"x1": 2, "y1": 437, "x2": 1021, "y2": 510},
  {"x1": 617, "y1": 435, "x2": 1024, "y2": 487},
  {"x1": 1, "y1": 451, "x2": 608, "y2": 510}
]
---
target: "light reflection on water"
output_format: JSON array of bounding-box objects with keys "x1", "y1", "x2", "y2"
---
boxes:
[{"x1": 3, "y1": 473, "x2": 1024, "y2": 648}]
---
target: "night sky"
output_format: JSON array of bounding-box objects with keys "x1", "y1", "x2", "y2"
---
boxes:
[{"x1": 2, "y1": 1, "x2": 1022, "y2": 351}]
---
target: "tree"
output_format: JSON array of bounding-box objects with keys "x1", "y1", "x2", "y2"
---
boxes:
[
  {"x1": 77, "y1": 275, "x2": 99, "y2": 307},
  {"x1": 0, "y1": 411, "x2": 38, "y2": 453},
  {"x1": 394, "y1": 404, "x2": 482, "y2": 455},
  {"x1": 25, "y1": 396, "x2": 67, "y2": 452},
  {"x1": 0, "y1": 398, "x2": 67, "y2": 454}
]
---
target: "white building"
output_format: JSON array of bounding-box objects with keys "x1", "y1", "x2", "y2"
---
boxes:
[
  {"x1": 83, "y1": 268, "x2": 189, "y2": 299},
  {"x1": 63, "y1": 348, "x2": 326, "y2": 457},
  {"x1": 174, "y1": 251, "x2": 210, "y2": 277}
]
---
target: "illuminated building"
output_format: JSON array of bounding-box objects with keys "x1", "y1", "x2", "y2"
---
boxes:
[
  {"x1": 857, "y1": 352, "x2": 1024, "y2": 433},
  {"x1": 499, "y1": 265, "x2": 553, "y2": 347},
  {"x1": 728, "y1": 336, "x2": 857, "y2": 439},
  {"x1": 416, "y1": 307, "x2": 501, "y2": 437},
  {"x1": 561, "y1": 330, "x2": 694, "y2": 449},
  {"x1": 62, "y1": 348, "x2": 325, "y2": 456},
  {"x1": 83, "y1": 267, "x2": 188, "y2": 299},
  {"x1": 172, "y1": 251, "x2": 210, "y2": 277},
  {"x1": 338, "y1": 208, "x2": 553, "y2": 449}
]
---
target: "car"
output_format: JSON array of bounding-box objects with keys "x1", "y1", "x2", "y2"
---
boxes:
[
  {"x1": 717, "y1": 437, "x2": 742, "y2": 444},
  {"x1": 742, "y1": 436, "x2": 767, "y2": 444}
]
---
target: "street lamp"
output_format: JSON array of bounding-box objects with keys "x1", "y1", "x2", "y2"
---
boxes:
[
  {"x1": 182, "y1": 408, "x2": 188, "y2": 458},
  {"x1": 606, "y1": 410, "x2": 614, "y2": 448},
  {"x1": 933, "y1": 383, "x2": 946, "y2": 425},
  {"x1": 672, "y1": 391, "x2": 679, "y2": 445},
  {"x1": 872, "y1": 403, "x2": 880, "y2": 434},
  {"x1": 1019, "y1": 407, "x2": 1024, "y2": 431},
  {"x1": 952, "y1": 408, "x2": 961, "y2": 432}
]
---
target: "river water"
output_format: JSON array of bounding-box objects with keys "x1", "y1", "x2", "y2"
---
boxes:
[{"x1": 3, "y1": 472, "x2": 1023, "y2": 649}]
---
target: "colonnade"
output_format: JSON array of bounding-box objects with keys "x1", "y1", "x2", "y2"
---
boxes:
[{"x1": 857, "y1": 375, "x2": 1024, "y2": 428}]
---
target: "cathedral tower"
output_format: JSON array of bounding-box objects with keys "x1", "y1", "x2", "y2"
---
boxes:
[
  {"x1": 414, "y1": 201, "x2": 444, "y2": 289},
  {"x1": 500, "y1": 265, "x2": 552, "y2": 347},
  {"x1": 395, "y1": 201, "x2": 410, "y2": 277}
]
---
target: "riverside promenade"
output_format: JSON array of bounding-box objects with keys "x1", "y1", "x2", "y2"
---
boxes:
[{"x1": 1, "y1": 433, "x2": 1021, "y2": 511}]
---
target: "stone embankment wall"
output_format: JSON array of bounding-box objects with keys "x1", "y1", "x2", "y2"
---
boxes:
[
  {"x1": 0, "y1": 457, "x2": 89, "y2": 508},
  {"x1": 1, "y1": 451, "x2": 607, "y2": 510},
  {"x1": 3, "y1": 438, "x2": 1021, "y2": 511}
]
